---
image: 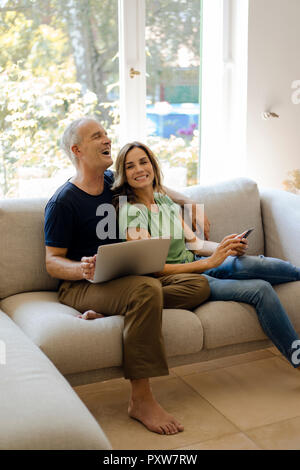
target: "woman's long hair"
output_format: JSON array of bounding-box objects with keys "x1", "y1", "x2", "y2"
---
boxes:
[{"x1": 112, "y1": 141, "x2": 164, "y2": 210}]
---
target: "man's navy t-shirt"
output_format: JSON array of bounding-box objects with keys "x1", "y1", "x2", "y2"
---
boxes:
[{"x1": 44, "y1": 170, "x2": 119, "y2": 261}]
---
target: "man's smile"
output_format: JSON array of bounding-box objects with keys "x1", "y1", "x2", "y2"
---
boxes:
[{"x1": 101, "y1": 147, "x2": 111, "y2": 156}]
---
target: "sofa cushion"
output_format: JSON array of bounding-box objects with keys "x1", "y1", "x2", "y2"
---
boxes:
[
  {"x1": 0, "y1": 292, "x2": 204, "y2": 375},
  {"x1": 0, "y1": 310, "x2": 111, "y2": 450},
  {"x1": 260, "y1": 188, "x2": 300, "y2": 266},
  {"x1": 0, "y1": 198, "x2": 58, "y2": 299},
  {"x1": 162, "y1": 308, "x2": 204, "y2": 356},
  {"x1": 194, "y1": 281, "x2": 300, "y2": 350},
  {"x1": 182, "y1": 177, "x2": 264, "y2": 256}
]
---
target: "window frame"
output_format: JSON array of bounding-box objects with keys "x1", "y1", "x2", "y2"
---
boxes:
[
  {"x1": 118, "y1": 0, "x2": 249, "y2": 185},
  {"x1": 118, "y1": 0, "x2": 146, "y2": 146}
]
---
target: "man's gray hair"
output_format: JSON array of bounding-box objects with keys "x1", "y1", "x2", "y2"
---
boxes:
[{"x1": 60, "y1": 117, "x2": 99, "y2": 165}]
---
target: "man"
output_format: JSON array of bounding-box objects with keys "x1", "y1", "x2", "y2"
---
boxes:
[{"x1": 44, "y1": 117, "x2": 210, "y2": 435}]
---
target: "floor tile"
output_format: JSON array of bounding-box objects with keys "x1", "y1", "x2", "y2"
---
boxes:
[
  {"x1": 246, "y1": 417, "x2": 300, "y2": 450},
  {"x1": 182, "y1": 357, "x2": 300, "y2": 431},
  {"x1": 171, "y1": 350, "x2": 274, "y2": 377},
  {"x1": 75, "y1": 376, "x2": 238, "y2": 450},
  {"x1": 177, "y1": 432, "x2": 261, "y2": 450}
]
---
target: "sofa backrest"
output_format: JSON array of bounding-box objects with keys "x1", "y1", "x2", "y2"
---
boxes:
[
  {"x1": 0, "y1": 198, "x2": 59, "y2": 299},
  {"x1": 0, "y1": 177, "x2": 264, "y2": 300},
  {"x1": 182, "y1": 177, "x2": 264, "y2": 256}
]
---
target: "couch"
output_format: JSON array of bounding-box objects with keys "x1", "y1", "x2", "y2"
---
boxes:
[{"x1": 0, "y1": 177, "x2": 299, "y2": 449}]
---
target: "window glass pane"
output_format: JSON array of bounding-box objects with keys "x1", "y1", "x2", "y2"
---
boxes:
[
  {"x1": 0, "y1": 0, "x2": 119, "y2": 198},
  {"x1": 146, "y1": 0, "x2": 201, "y2": 188}
]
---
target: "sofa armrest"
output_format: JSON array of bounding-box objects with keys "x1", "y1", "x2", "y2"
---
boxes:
[
  {"x1": 260, "y1": 188, "x2": 300, "y2": 265},
  {"x1": 0, "y1": 310, "x2": 112, "y2": 450}
]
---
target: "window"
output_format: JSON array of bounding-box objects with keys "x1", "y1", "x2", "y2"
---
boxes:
[
  {"x1": 119, "y1": 0, "x2": 202, "y2": 189},
  {"x1": 0, "y1": 0, "x2": 248, "y2": 198},
  {"x1": 0, "y1": 0, "x2": 119, "y2": 198},
  {"x1": 145, "y1": 0, "x2": 202, "y2": 188},
  {"x1": 200, "y1": 0, "x2": 248, "y2": 185}
]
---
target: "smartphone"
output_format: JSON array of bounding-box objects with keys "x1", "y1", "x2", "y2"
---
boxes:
[{"x1": 237, "y1": 227, "x2": 254, "y2": 239}]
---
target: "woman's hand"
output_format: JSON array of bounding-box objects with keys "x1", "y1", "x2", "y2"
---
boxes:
[
  {"x1": 205, "y1": 234, "x2": 246, "y2": 269},
  {"x1": 233, "y1": 237, "x2": 248, "y2": 256}
]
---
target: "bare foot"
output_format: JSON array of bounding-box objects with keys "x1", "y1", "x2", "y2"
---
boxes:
[
  {"x1": 128, "y1": 396, "x2": 184, "y2": 435},
  {"x1": 77, "y1": 310, "x2": 105, "y2": 320}
]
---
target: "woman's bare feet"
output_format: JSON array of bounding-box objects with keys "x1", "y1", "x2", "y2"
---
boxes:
[
  {"x1": 76, "y1": 310, "x2": 105, "y2": 320},
  {"x1": 128, "y1": 379, "x2": 184, "y2": 435}
]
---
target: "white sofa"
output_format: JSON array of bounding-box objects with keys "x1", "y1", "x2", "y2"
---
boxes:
[
  {"x1": 0, "y1": 177, "x2": 299, "y2": 449},
  {"x1": 0, "y1": 310, "x2": 111, "y2": 450}
]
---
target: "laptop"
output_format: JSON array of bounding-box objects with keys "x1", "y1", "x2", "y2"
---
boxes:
[{"x1": 89, "y1": 237, "x2": 171, "y2": 283}]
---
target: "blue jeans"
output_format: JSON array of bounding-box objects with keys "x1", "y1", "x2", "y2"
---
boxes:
[{"x1": 195, "y1": 254, "x2": 300, "y2": 367}]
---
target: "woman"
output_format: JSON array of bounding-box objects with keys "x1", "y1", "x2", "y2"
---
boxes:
[{"x1": 112, "y1": 141, "x2": 300, "y2": 369}]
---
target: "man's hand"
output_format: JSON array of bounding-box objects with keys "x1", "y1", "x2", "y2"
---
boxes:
[
  {"x1": 204, "y1": 215, "x2": 210, "y2": 240},
  {"x1": 189, "y1": 202, "x2": 210, "y2": 240},
  {"x1": 80, "y1": 254, "x2": 97, "y2": 280},
  {"x1": 163, "y1": 186, "x2": 211, "y2": 240}
]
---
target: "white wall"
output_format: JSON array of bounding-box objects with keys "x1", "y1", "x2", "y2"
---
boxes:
[{"x1": 247, "y1": 0, "x2": 300, "y2": 189}]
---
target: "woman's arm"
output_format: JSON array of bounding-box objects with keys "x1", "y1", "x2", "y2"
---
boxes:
[
  {"x1": 181, "y1": 214, "x2": 248, "y2": 257},
  {"x1": 125, "y1": 227, "x2": 244, "y2": 275},
  {"x1": 180, "y1": 213, "x2": 219, "y2": 255},
  {"x1": 125, "y1": 227, "x2": 210, "y2": 274}
]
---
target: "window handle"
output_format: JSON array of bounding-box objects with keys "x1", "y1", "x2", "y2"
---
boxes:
[
  {"x1": 262, "y1": 111, "x2": 279, "y2": 120},
  {"x1": 129, "y1": 67, "x2": 141, "y2": 79}
]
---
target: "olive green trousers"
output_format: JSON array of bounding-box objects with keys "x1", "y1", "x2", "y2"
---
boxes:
[{"x1": 58, "y1": 273, "x2": 210, "y2": 380}]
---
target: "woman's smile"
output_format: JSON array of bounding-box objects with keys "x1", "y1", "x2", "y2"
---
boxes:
[{"x1": 134, "y1": 174, "x2": 149, "y2": 181}]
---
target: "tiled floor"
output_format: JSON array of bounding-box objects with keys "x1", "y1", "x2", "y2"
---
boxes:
[{"x1": 74, "y1": 348, "x2": 300, "y2": 450}]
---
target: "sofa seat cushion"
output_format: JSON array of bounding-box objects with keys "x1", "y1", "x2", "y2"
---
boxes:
[
  {"x1": 0, "y1": 310, "x2": 111, "y2": 450},
  {"x1": 1, "y1": 292, "x2": 124, "y2": 375},
  {"x1": 1, "y1": 292, "x2": 204, "y2": 375},
  {"x1": 194, "y1": 281, "x2": 300, "y2": 350},
  {"x1": 162, "y1": 308, "x2": 204, "y2": 356}
]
